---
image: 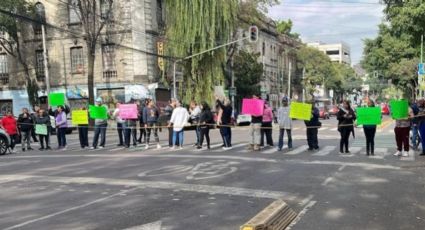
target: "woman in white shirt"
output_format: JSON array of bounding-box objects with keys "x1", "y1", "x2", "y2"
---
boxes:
[{"x1": 169, "y1": 101, "x2": 189, "y2": 149}]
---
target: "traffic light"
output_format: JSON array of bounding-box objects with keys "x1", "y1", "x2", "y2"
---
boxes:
[{"x1": 249, "y1": 26, "x2": 258, "y2": 43}]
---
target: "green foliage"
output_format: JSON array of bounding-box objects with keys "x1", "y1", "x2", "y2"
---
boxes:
[
  {"x1": 233, "y1": 50, "x2": 262, "y2": 99},
  {"x1": 165, "y1": 0, "x2": 238, "y2": 104}
]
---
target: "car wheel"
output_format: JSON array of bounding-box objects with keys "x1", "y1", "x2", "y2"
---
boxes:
[{"x1": 0, "y1": 136, "x2": 8, "y2": 155}]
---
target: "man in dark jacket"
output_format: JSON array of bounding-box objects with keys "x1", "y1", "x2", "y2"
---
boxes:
[
  {"x1": 305, "y1": 103, "x2": 320, "y2": 151},
  {"x1": 138, "y1": 100, "x2": 147, "y2": 143},
  {"x1": 216, "y1": 96, "x2": 233, "y2": 149},
  {"x1": 30, "y1": 106, "x2": 39, "y2": 142},
  {"x1": 164, "y1": 99, "x2": 177, "y2": 147},
  {"x1": 18, "y1": 108, "x2": 33, "y2": 151},
  {"x1": 143, "y1": 99, "x2": 161, "y2": 149},
  {"x1": 35, "y1": 109, "x2": 52, "y2": 150}
]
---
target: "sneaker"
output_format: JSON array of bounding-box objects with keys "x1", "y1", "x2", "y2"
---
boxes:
[
  {"x1": 99, "y1": 146, "x2": 104, "y2": 149},
  {"x1": 170, "y1": 146, "x2": 176, "y2": 150},
  {"x1": 277, "y1": 148, "x2": 282, "y2": 151},
  {"x1": 345, "y1": 151, "x2": 351, "y2": 154},
  {"x1": 402, "y1": 151, "x2": 409, "y2": 157},
  {"x1": 90, "y1": 147, "x2": 96, "y2": 150},
  {"x1": 223, "y1": 147, "x2": 233, "y2": 150},
  {"x1": 27, "y1": 147, "x2": 33, "y2": 151},
  {"x1": 393, "y1": 151, "x2": 402, "y2": 156},
  {"x1": 39, "y1": 147, "x2": 45, "y2": 151},
  {"x1": 179, "y1": 146, "x2": 183, "y2": 150},
  {"x1": 22, "y1": 149, "x2": 25, "y2": 152},
  {"x1": 157, "y1": 144, "x2": 162, "y2": 149},
  {"x1": 117, "y1": 144, "x2": 124, "y2": 147},
  {"x1": 196, "y1": 146, "x2": 202, "y2": 149},
  {"x1": 62, "y1": 147, "x2": 67, "y2": 151},
  {"x1": 145, "y1": 144, "x2": 149, "y2": 150},
  {"x1": 419, "y1": 153, "x2": 425, "y2": 156}
]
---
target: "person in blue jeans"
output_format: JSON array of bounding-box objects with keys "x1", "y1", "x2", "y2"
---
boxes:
[
  {"x1": 277, "y1": 97, "x2": 292, "y2": 151},
  {"x1": 55, "y1": 106, "x2": 67, "y2": 150},
  {"x1": 410, "y1": 100, "x2": 420, "y2": 150},
  {"x1": 90, "y1": 98, "x2": 108, "y2": 149},
  {"x1": 216, "y1": 96, "x2": 233, "y2": 150},
  {"x1": 417, "y1": 99, "x2": 425, "y2": 156},
  {"x1": 169, "y1": 101, "x2": 189, "y2": 150}
]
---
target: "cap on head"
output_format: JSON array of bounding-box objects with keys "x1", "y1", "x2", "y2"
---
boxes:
[{"x1": 96, "y1": 98, "x2": 103, "y2": 103}]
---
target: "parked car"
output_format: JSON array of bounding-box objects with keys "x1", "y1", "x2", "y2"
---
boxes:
[
  {"x1": 318, "y1": 106, "x2": 330, "y2": 120},
  {"x1": 328, "y1": 105, "x2": 339, "y2": 116},
  {"x1": 381, "y1": 103, "x2": 390, "y2": 115},
  {"x1": 0, "y1": 128, "x2": 11, "y2": 155},
  {"x1": 236, "y1": 114, "x2": 251, "y2": 126}
]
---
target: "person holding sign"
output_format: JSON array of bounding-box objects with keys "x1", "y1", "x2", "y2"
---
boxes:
[
  {"x1": 55, "y1": 106, "x2": 68, "y2": 150},
  {"x1": 260, "y1": 102, "x2": 274, "y2": 147},
  {"x1": 393, "y1": 102, "x2": 413, "y2": 157},
  {"x1": 90, "y1": 98, "x2": 109, "y2": 149},
  {"x1": 35, "y1": 109, "x2": 51, "y2": 151},
  {"x1": 304, "y1": 102, "x2": 320, "y2": 151},
  {"x1": 337, "y1": 100, "x2": 356, "y2": 154},
  {"x1": 362, "y1": 100, "x2": 377, "y2": 156},
  {"x1": 277, "y1": 97, "x2": 292, "y2": 151},
  {"x1": 76, "y1": 107, "x2": 89, "y2": 149},
  {"x1": 247, "y1": 95, "x2": 263, "y2": 151},
  {"x1": 112, "y1": 103, "x2": 125, "y2": 147}
]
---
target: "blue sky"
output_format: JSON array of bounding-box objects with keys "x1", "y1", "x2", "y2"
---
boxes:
[{"x1": 268, "y1": 0, "x2": 385, "y2": 65}]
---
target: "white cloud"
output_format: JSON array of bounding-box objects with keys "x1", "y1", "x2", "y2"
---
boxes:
[{"x1": 268, "y1": 0, "x2": 385, "y2": 64}]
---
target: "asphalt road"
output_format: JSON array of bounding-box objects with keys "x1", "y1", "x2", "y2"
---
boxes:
[{"x1": 0, "y1": 116, "x2": 425, "y2": 230}]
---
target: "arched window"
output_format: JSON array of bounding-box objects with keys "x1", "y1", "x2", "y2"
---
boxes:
[{"x1": 33, "y1": 2, "x2": 46, "y2": 36}]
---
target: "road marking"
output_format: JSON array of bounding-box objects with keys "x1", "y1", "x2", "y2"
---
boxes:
[
  {"x1": 321, "y1": 177, "x2": 333, "y2": 186},
  {"x1": 330, "y1": 128, "x2": 338, "y2": 131},
  {"x1": 340, "y1": 147, "x2": 362, "y2": 157},
  {"x1": 286, "y1": 160, "x2": 401, "y2": 170},
  {"x1": 371, "y1": 148, "x2": 388, "y2": 159},
  {"x1": 286, "y1": 200, "x2": 317, "y2": 230},
  {"x1": 286, "y1": 145, "x2": 309, "y2": 155},
  {"x1": 261, "y1": 147, "x2": 278, "y2": 154},
  {"x1": 3, "y1": 187, "x2": 139, "y2": 230},
  {"x1": 319, "y1": 127, "x2": 328, "y2": 131},
  {"x1": 0, "y1": 174, "x2": 301, "y2": 201},
  {"x1": 211, "y1": 143, "x2": 247, "y2": 153},
  {"x1": 400, "y1": 152, "x2": 415, "y2": 161},
  {"x1": 123, "y1": 221, "x2": 162, "y2": 230},
  {"x1": 338, "y1": 165, "x2": 346, "y2": 171},
  {"x1": 312, "y1": 146, "x2": 336, "y2": 156},
  {"x1": 299, "y1": 194, "x2": 314, "y2": 206}
]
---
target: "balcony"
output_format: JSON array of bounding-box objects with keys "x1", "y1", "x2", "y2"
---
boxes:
[
  {"x1": 0, "y1": 73, "x2": 9, "y2": 84},
  {"x1": 103, "y1": 70, "x2": 117, "y2": 78}
]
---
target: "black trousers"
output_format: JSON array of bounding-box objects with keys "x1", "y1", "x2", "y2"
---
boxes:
[
  {"x1": 260, "y1": 122, "x2": 274, "y2": 146},
  {"x1": 306, "y1": 128, "x2": 318, "y2": 149},
  {"x1": 9, "y1": 134, "x2": 17, "y2": 150},
  {"x1": 199, "y1": 126, "x2": 210, "y2": 147},
  {"x1": 38, "y1": 134, "x2": 50, "y2": 148},
  {"x1": 339, "y1": 128, "x2": 351, "y2": 152},
  {"x1": 117, "y1": 123, "x2": 124, "y2": 145},
  {"x1": 124, "y1": 125, "x2": 137, "y2": 147},
  {"x1": 363, "y1": 127, "x2": 376, "y2": 154},
  {"x1": 138, "y1": 122, "x2": 146, "y2": 142},
  {"x1": 31, "y1": 126, "x2": 38, "y2": 142},
  {"x1": 146, "y1": 123, "x2": 159, "y2": 144},
  {"x1": 78, "y1": 126, "x2": 89, "y2": 148}
]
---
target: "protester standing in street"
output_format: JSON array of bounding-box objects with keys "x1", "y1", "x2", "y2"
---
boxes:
[
  {"x1": 363, "y1": 100, "x2": 377, "y2": 156},
  {"x1": 35, "y1": 109, "x2": 51, "y2": 150},
  {"x1": 248, "y1": 95, "x2": 263, "y2": 151},
  {"x1": 393, "y1": 106, "x2": 413, "y2": 157},
  {"x1": 0, "y1": 111, "x2": 18, "y2": 153},
  {"x1": 216, "y1": 97, "x2": 233, "y2": 149},
  {"x1": 124, "y1": 117, "x2": 138, "y2": 148},
  {"x1": 277, "y1": 97, "x2": 292, "y2": 151},
  {"x1": 138, "y1": 100, "x2": 147, "y2": 144},
  {"x1": 55, "y1": 106, "x2": 67, "y2": 150},
  {"x1": 144, "y1": 99, "x2": 161, "y2": 149},
  {"x1": 410, "y1": 100, "x2": 420, "y2": 150},
  {"x1": 197, "y1": 102, "x2": 213, "y2": 150},
  {"x1": 91, "y1": 98, "x2": 108, "y2": 149},
  {"x1": 78, "y1": 107, "x2": 89, "y2": 149},
  {"x1": 337, "y1": 100, "x2": 356, "y2": 154},
  {"x1": 189, "y1": 101, "x2": 201, "y2": 147},
  {"x1": 18, "y1": 108, "x2": 33, "y2": 152},
  {"x1": 169, "y1": 101, "x2": 189, "y2": 149},
  {"x1": 305, "y1": 102, "x2": 320, "y2": 151},
  {"x1": 112, "y1": 102, "x2": 125, "y2": 147},
  {"x1": 417, "y1": 100, "x2": 425, "y2": 156},
  {"x1": 164, "y1": 99, "x2": 176, "y2": 147},
  {"x1": 30, "y1": 105, "x2": 40, "y2": 142},
  {"x1": 260, "y1": 102, "x2": 274, "y2": 147}
]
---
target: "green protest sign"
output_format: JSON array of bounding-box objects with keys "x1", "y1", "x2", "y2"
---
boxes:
[
  {"x1": 89, "y1": 105, "x2": 108, "y2": 119},
  {"x1": 48, "y1": 93, "x2": 65, "y2": 106},
  {"x1": 356, "y1": 107, "x2": 381, "y2": 125},
  {"x1": 389, "y1": 99, "x2": 408, "y2": 120},
  {"x1": 35, "y1": 124, "x2": 48, "y2": 135}
]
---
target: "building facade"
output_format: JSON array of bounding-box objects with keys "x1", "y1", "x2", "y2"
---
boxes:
[
  {"x1": 307, "y1": 42, "x2": 351, "y2": 65},
  {"x1": 0, "y1": 0, "x2": 165, "y2": 114}
]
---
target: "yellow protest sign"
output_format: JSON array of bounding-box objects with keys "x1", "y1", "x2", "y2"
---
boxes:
[
  {"x1": 289, "y1": 102, "x2": 312, "y2": 121},
  {"x1": 71, "y1": 110, "x2": 89, "y2": 125}
]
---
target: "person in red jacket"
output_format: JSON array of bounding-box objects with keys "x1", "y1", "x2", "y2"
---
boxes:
[{"x1": 0, "y1": 111, "x2": 18, "y2": 153}]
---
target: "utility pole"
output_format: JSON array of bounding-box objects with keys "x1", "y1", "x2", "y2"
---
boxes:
[
  {"x1": 231, "y1": 56, "x2": 235, "y2": 111},
  {"x1": 287, "y1": 62, "x2": 292, "y2": 99},
  {"x1": 302, "y1": 67, "x2": 306, "y2": 103},
  {"x1": 41, "y1": 24, "x2": 50, "y2": 96},
  {"x1": 173, "y1": 61, "x2": 177, "y2": 99}
]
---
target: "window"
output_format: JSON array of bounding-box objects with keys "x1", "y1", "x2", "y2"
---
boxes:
[
  {"x1": 35, "y1": 50, "x2": 45, "y2": 80},
  {"x1": 33, "y1": 3, "x2": 46, "y2": 37},
  {"x1": 326, "y1": 50, "x2": 339, "y2": 55},
  {"x1": 0, "y1": 54, "x2": 8, "y2": 75},
  {"x1": 102, "y1": 44, "x2": 117, "y2": 78},
  {"x1": 70, "y1": 47, "x2": 84, "y2": 74},
  {"x1": 69, "y1": 0, "x2": 81, "y2": 24},
  {"x1": 100, "y1": 0, "x2": 112, "y2": 20}
]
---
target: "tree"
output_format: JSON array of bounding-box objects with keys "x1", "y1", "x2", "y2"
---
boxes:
[
  {"x1": 333, "y1": 63, "x2": 362, "y2": 100},
  {"x1": 0, "y1": 0, "x2": 39, "y2": 106},
  {"x1": 74, "y1": 0, "x2": 113, "y2": 107},
  {"x1": 276, "y1": 19, "x2": 300, "y2": 39},
  {"x1": 296, "y1": 46, "x2": 335, "y2": 98},
  {"x1": 233, "y1": 50, "x2": 262, "y2": 101},
  {"x1": 165, "y1": 0, "x2": 238, "y2": 104}
]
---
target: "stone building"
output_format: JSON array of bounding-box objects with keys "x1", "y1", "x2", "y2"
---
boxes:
[{"x1": 0, "y1": 0, "x2": 165, "y2": 114}]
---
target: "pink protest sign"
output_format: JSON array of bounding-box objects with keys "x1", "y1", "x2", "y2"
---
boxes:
[
  {"x1": 241, "y1": 99, "x2": 264, "y2": 116},
  {"x1": 119, "y1": 104, "x2": 138, "y2": 119}
]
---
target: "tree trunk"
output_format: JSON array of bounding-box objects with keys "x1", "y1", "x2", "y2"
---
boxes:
[
  {"x1": 17, "y1": 47, "x2": 38, "y2": 107},
  {"x1": 87, "y1": 45, "x2": 96, "y2": 128}
]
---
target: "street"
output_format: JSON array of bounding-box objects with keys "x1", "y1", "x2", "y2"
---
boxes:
[{"x1": 0, "y1": 117, "x2": 424, "y2": 230}]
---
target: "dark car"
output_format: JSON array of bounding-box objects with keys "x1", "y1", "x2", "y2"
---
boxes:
[
  {"x1": 0, "y1": 128, "x2": 11, "y2": 155},
  {"x1": 318, "y1": 106, "x2": 330, "y2": 120}
]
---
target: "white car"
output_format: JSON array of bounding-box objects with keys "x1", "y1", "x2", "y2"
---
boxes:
[{"x1": 0, "y1": 128, "x2": 11, "y2": 155}]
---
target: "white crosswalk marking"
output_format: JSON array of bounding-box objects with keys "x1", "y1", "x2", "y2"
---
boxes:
[
  {"x1": 340, "y1": 147, "x2": 362, "y2": 157},
  {"x1": 313, "y1": 146, "x2": 336, "y2": 156},
  {"x1": 261, "y1": 148, "x2": 278, "y2": 154},
  {"x1": 330, "y1": 128, "x2": 338, "y2": 131},
  {"x1": 286, "y1": 145, "x2": 309, "y2": 155},
  {"x1": 400, "y1": 151, "x2": 415, "y2": 161},
  {"x1": 370, "y1": 147, "x2": 388, "y2": 159},
  {"x1": 319, "y1": 127, "x2": 328, "y2": 131},
  {"x1": 211, "y1": 143, "x2": 247, "y2": 153}
]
